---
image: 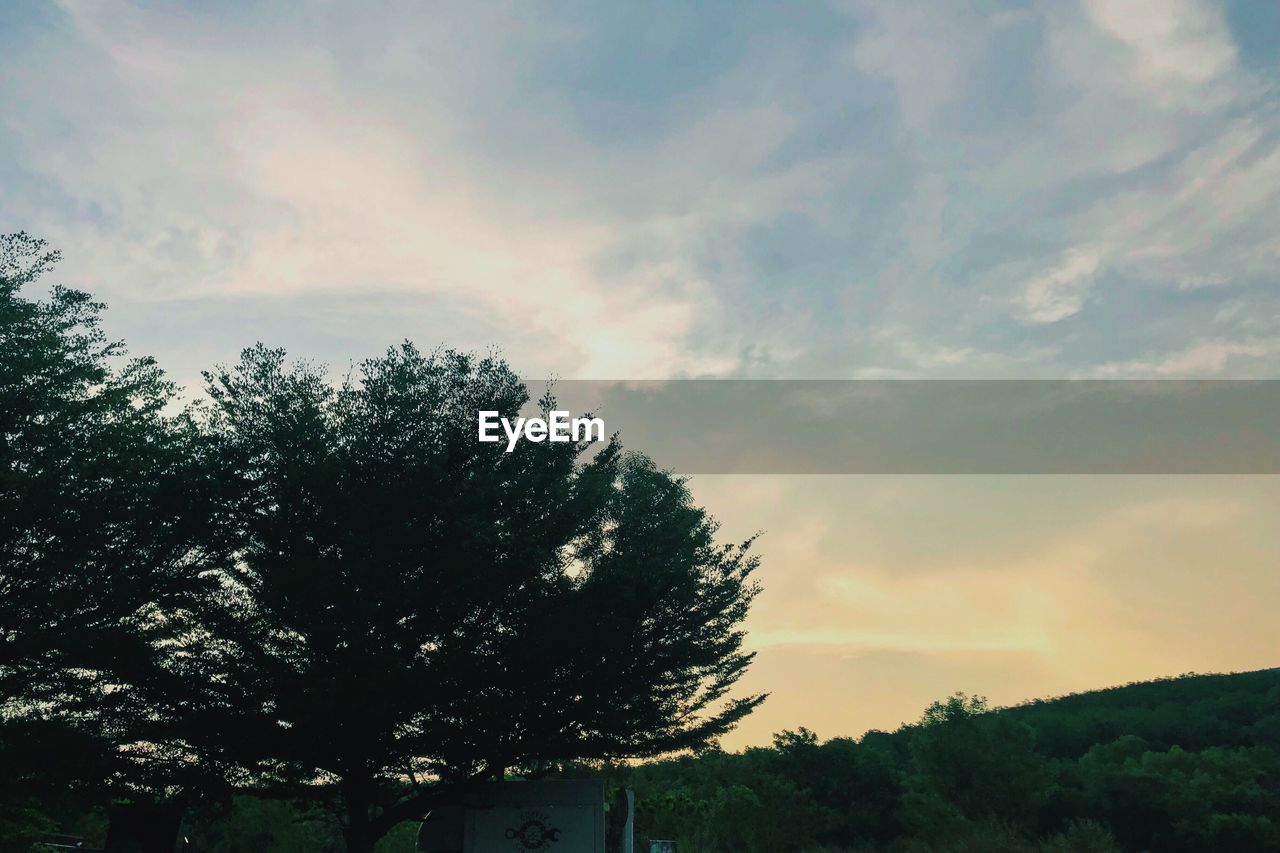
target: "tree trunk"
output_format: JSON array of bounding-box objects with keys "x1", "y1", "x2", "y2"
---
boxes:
[
  {"x1": 343, "y1": 826, "x2": 378, "y2": 853},
  {"x1": 343, "y1": 792, "x2": 379, "y2": 853}
]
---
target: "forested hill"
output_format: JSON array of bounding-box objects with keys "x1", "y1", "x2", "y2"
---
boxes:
[
  {"x1": 612, "y1": 668, "x2": 1280, "y2": 853},
  {"x1": 1001, "y1": 668, "x2": 1280, "y2": 760}
]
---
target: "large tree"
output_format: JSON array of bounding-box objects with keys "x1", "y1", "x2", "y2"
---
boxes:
[
  {"x1": 175, "y1": 343, "x2": 764, "y2": 852},
  {"x1": 0, "y1": 233, "x2": 212, "y2": 837}
]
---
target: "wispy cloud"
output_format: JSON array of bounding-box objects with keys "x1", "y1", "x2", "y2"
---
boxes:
[
  {"x1": 1089, "y1": 337, "x2": 1280, "y2": 377},
  {"x1": 1019, "y1": 247, "x2": 1102, "y2": 324},
  {"x1": 4, "y1": 0, "x2": 1279, "y2": 380}
]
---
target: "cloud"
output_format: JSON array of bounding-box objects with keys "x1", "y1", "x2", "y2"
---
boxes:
[
  {"x1": 2, "y1": 1, "x2": 812, "y2": 379},
  {"x1": 3, "y1": 0, "x2": 1280, "y2": 385},
  {"x1": 1019, "y1": 246, "x2": 1102, "y2": 324},
  {"x1": 1089, "y1": 337, "x2": 1280, "y2": 377},
  {"x1": 829, "y1": 0, "x2": 1280, "y2": 376},
  {"x1": 1082, "y1": 0, "x2": 1238, "y2": 96}
]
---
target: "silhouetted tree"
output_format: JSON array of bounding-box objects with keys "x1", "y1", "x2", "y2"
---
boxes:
[
  {"x1": 0, "y1": 233, "x2": 212, "y2": 828},
  {"x1": 171, "y1": 343, "x2": 763, "y2": 853}
]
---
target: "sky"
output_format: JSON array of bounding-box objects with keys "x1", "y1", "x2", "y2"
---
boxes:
[{"x1": 2, "y1": 0, "x2": 1278, "y2": 747}]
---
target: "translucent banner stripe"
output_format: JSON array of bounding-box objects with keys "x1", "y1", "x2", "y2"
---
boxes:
[{"x1": 512, "y1": 381, "x2": 1280, "y2": 474}]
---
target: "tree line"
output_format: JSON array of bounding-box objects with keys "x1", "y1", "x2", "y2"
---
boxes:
[
  {"x1": 602, "y1": 669, "x2": 1280, "y2": 852},
  {"x1": 0, "y1": 233, "x2": 763, "y2": 853},
  {"x1": 23, "y1": 670, "x2": 1277, "y2": 852}
]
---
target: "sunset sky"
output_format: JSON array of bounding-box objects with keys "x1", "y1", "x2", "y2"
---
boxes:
[{"x1": 2, "y1": 1, "x2": 1278, "y2": 747}]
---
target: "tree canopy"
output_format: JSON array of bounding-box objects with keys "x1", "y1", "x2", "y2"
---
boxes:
[
  {"x1": 164, "y1": 342, "x2": 763, "y2": 851},
  {"x1": 1, "y1": 234, "x2": 765, "y2": 852},
  {"x1": 1, "y1": 233, "x2": 214, "y2": 849}
]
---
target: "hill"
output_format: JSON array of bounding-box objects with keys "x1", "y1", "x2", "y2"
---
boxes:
[
  {"x1": 1003, "y1": 668, "x2": 1280, "y2": 760},
  {"x1": 611, "y1": 669, "x2": 1280, "y2": 852}
]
